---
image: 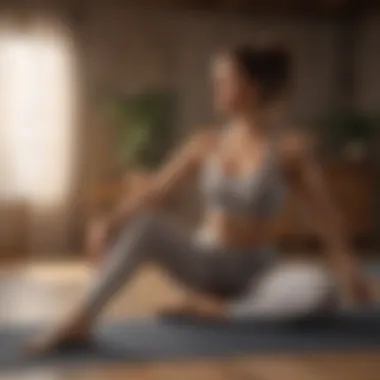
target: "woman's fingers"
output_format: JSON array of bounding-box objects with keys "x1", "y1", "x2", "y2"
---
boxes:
[
  {"x1": 85, "y1": 218, "x2": 109, "y2": 265},
  {"x1": 344, "y1": 274, "x2": 375, "y2": 306},
  {"x1": 353, "y1": 280, "x2": 376, "y2": 304}
]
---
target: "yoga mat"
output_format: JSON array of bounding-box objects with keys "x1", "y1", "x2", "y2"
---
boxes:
[
  {"x1": 1, "y1": 307, "x2": 380, "y2": 372},
  {"x1": 0, "y1": 262, "x2": 379, "y2": 372}
]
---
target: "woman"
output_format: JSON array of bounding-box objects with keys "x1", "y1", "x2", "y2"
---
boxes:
[{"x1": 31, "y1": 44, "x2": 372, "y2": 353}]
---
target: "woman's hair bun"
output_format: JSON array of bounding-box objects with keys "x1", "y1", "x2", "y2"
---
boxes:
[{"x1": 231, "y1": 43, "x2": 291, "y2": 102}]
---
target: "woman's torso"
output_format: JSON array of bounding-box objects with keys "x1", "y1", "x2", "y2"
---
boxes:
[{"x1": 197, "y1": 128, "x2": 286, "y2": 252}]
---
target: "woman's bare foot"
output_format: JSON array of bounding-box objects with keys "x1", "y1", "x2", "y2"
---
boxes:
[
  {"x1": 159, "y1": 299, "x2": 227, "y2": 320},
  {"x1": 26, "y1": 315, "x2": 93, "y2": 357},
  {"x1": 158, "y1": 303, "x2": 195, "y2": 318}
]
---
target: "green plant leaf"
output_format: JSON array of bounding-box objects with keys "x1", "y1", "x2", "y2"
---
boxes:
[{"x1": 103, "y1": 90, "x2": 177, "y2": 170}]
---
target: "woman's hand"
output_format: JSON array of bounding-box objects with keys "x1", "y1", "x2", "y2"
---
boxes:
[
  {"x1": 349, "y1": 277, "x2": 374, "y2": 305},
  {"x1": 85, "y1": 172, "x2": 153, "y2": 268},
  {"x1": 86, "y1": 217, "x2": 112, "y2": 267},
  {"x1": 282, "y1": 133, "x2": 375, "y2": 308},
  {"x1": 330, "y1": 249, "x2": 374, "y2": 306},
  {"x1": 340, "y1": 264, "x2": 374, "y2": 306},
  {"x1": 85, "y1": 130, "x2": 216, "y2": 267}
]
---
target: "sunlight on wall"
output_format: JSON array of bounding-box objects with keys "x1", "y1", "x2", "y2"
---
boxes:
[{"x1": 0, "y1": 20, "x2": 76, "y2": 208}]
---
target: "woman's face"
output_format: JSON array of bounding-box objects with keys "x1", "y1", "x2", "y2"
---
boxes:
[{"x1": 212, "y1": 55, "x2": 256, "y2": 116}]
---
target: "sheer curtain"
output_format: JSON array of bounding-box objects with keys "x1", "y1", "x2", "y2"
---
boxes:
[{"x1": 0, "y1": 17, "x2": 77, "y2": 255}]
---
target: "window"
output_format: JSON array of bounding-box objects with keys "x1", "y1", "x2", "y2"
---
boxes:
[{"x1": 0, "y1": 20, "x2": 76, "y2": 208}]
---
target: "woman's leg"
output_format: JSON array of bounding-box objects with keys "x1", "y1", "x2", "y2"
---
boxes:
[
  {"x1": 228, "y1": 262, "x2": 339, "y2": 321},
  {"x1": 30, "y1": 211, "x2": 218, "y2": 353},
  {"x1": 81, "y1": 212, "x2": 215, "y2": 318}
]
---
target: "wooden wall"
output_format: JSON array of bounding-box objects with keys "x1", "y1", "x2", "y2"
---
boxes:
[
  {"x1": 275, "y1": 159, "x2": 374, "y2": 249},
  {"x1": 87, "y1": 159, "x2": 375, "y2": 252}
]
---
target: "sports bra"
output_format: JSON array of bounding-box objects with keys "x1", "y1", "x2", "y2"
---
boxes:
[{"x1": 200, "y1": 135, "x2": 286, "y2": 220}]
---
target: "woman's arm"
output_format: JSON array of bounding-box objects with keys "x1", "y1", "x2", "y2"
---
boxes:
[
  {"x1": 282, "y1": 134, "x2": 373, "y2": 305},
  {"x1": 86, "y1": 130, "x2": 216, "y2": 265},
  {"x1": 107, "y1": 130, "x2": 217, "y2": 233}
]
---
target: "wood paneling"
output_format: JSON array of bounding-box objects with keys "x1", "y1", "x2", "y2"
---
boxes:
[
  {"x1": 276, "y1": 160, "x2": 374, "y2": 246},
  {"x1": 88, "y1": 161, "x2": 375, "y2": 248}
]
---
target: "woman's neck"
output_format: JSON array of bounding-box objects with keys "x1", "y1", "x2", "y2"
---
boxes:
[{"x1": 230, "y1": 109, "x2": 271, "y2": 139}]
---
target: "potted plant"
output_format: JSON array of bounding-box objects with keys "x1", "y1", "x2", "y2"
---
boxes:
[
  {"x1": 317, "y1": 112, "x2": 377, "y2": 161},
  {"x1": 103, "y1": 90, "x2": 177, "y2": 173}
]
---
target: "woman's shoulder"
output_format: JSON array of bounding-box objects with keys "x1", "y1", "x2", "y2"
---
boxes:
[
  {"x1": 278, "y1": 129, "x2": 315, "y2": 160},
  {"x1": 276, "y1": 129, "x2": 317, "y2": 173}
]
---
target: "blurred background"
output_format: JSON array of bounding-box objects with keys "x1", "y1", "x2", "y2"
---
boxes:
[
  {"x1": 0, "y1": 0, "x2": 379, "y2": 259},
  {"x1": 0, "y1": 0, "x2": 379, "y2": 258},
  {"x1": 0, "y1": 0, "x2": 379, "y2": 378}
]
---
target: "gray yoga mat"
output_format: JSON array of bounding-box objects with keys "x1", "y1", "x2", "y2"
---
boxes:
[
  {"x1": 1, "y1": 306, "x2": 380, "y2": 372},
  {"x1": 0, "y1": 262, "x2": 379, "y2": 372}
]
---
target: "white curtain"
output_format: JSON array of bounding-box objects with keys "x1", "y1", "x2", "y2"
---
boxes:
[{"x1": 0, "y1": 16, "x2": 77, "y2": 254}]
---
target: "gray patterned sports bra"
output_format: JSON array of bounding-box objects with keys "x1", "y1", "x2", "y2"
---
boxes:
[{"x1": 201, "y1": 136, "x2": 286, "y2": 220}]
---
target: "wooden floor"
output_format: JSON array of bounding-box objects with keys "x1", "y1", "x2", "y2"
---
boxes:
[{"x1": 1, "y1": 260, "x2": 380, "y2": 380}]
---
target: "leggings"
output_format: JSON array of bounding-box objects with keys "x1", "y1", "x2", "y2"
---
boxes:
[{"x1": 81, "y1": 212, "x2": 337, "y2": 320}]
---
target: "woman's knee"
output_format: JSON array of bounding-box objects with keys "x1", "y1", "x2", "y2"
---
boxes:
[
  {"x1": 118, "y1": 210, "x2": 174, "y2": 254},
  {"x1": 116, "y1": 210, "x2": 160, "y2": 235},
  {"x1": 229, "y1": 263, "x2": 338, "y2": 320},
  {"x1": 259, "y1": 263, "x2": 337, "y2": 312},
  {"x1": 131, "y1": 210, "x2": 166, "y2": 236}
]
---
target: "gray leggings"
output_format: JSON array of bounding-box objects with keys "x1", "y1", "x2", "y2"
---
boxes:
[
  {"x1": 81, "y1": 212, "x2": 273, "y2": 317},
  {"x1": 81, "y1": 212, "x2": 337, "y2": 320}
]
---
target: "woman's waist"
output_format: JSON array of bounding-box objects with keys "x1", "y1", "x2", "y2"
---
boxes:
[{"x1": 195, "y1": 211, "x2": 276, "y2": 252}]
